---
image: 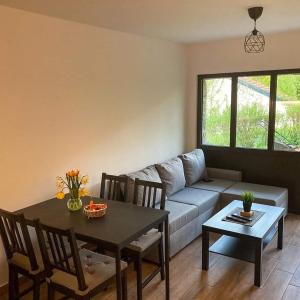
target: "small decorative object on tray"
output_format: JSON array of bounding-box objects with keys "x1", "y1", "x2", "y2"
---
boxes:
[
  {"x1": 241, "y1": 191, "x2": 254, "y2": 217},
  {"x1": 83, "y1": 200, "x2": 107, "y2": 218}
]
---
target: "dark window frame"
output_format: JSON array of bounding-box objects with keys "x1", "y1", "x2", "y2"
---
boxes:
[{"x1": 197, "y1": 68, "x2": 300, "y2": 154}]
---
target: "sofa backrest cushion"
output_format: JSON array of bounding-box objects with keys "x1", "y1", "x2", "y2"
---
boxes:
[
  {"x1": 155, "y1": 158, "x2": 186, "y2": 197},
  {"x1": 179, "y1": 149, "x2": 207, "y2": 186},
  {"x1": 123, "y1": 165, "x2": 162, "y2": 204}
]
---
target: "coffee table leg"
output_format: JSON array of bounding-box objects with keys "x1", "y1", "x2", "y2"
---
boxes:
[
  {"x1": 277, "y1": 216, "x2": 284, "y2": 250},
  {"x1": 202, "y1": 229, "x2": 209, "y2": 270},
  {"x1": 254, "y1": 239, "x2": 263, "y2": 287}
]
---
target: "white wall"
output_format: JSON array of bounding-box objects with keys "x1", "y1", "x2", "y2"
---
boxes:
[
  {"x1": 0, "y1": 5, "x2": 186, "y2": 286},
  {"x1": 186, "y1": 30, "x2": 300, "y2": 150}
]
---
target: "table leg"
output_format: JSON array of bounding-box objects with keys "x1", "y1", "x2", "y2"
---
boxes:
[
  {"x1": 277, "y1": 216, "x2": 284, "y2": 250},
  {"x1": 164, "y1": 216, "x2": 170, "y2": 300},
  {"x1": 116, "y1": 248, "x2": 122, "y2": 300},
  {"x1": 202, "y1": 229, "x2": 209, "y2": 270},
  {"x1": 254, "y1": 239, "x2": 263, "y2": 287}
]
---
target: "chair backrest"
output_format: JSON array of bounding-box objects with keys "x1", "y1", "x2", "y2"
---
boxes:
[
  {"x1": 133, "y1": 179, "x2": 166, "y2": 210},
  {"x1": 34, "y1": 220, "x2": 87, "y2": 292},
  {"x1": 100, "y1": 172, "x2": 128, "y2": 201},
  {"x1": 0, "y1": 209, "x2": 39, "y2": 271}
]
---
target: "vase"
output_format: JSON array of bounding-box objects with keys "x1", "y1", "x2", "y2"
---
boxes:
[
  {"x1": 67, "y1": 198, "x2": 82, "y2": 211},
  {"x1": 243, "y1": 201, "x2": 252, "y2": 213}
]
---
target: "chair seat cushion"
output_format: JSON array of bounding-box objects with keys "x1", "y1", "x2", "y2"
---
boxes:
[
  {"x1": 191, "y1": 178, "x2": 236, "y2": 193},
  {"x1": 127, "y1": 229, "x2": 162, "y2": 252},
  {"x1": 9, "y1": 252, "x2": 44, "y2": 275},
  {"x1": 49, "y1": 249, "x2": 127, "y2": 296},
  {"x1": 9, "y1": 238, "x2": 87, "y2": 275},
  {"x1": 222, "y1": 182, "x2": 288, "y2": 208},
  {"x1": 168, "y1": 187, "x2": 220, "y2": 214},
  {"x1": 160, "y1": 200, "x2": 198, "y2": 235}
]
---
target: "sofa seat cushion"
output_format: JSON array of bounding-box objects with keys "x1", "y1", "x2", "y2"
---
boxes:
[
  {"x1": 127, "y1": 229, "x2": 161, "y2": 252},
  {"x1": 191, "y1": 178, "x2": 236, "y2": 193},
  {"x1": 161, "y1": 200, "x2": 199, "y2": 235},
  {"x1": 168, "y1": 187, "x2": 220, "y2": 214},
  {"x1": 222, "y1": 182, "x2": 288, "y2": 208}
]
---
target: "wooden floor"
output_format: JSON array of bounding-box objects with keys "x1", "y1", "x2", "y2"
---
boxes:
[{"x1": 4, "y1": 214, "x2": 300, "y2": 300}]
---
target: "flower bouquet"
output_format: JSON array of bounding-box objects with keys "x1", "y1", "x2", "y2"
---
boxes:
[{"x1": 56, "y1": 169, "x2": 89, "y2": 211}]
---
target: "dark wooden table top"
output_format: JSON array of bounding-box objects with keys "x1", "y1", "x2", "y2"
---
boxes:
[
  {"x1": 203, "y1": 200, "x2": 285, "y2": 240},
  {"x1": 17, "y1": 196, "x2": 169, "y2": 250}
]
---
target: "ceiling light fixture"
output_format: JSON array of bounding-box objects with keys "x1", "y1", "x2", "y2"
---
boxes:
[{"x1": 244, "y1": 7, "x2": 265, "y2": 53}]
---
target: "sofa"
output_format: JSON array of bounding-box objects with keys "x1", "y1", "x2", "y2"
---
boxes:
[{"x1": 123, "y1": 149, "x2": 288, "y2": 257}]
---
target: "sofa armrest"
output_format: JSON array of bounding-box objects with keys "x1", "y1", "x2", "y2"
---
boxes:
[{"x1": 206, "y1": 167, "x2": 242, "y2": 181}]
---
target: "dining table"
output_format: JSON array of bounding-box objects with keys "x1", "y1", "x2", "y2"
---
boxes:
[{"x1": 17, "y1": 196, "x2": 170, "y2": 300}]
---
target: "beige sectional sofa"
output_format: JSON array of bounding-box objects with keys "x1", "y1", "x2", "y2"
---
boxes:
[{"x1": 123, "y1": 149, "x2": 288, "y2": 257}]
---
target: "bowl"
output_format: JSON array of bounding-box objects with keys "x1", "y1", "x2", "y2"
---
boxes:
[{"x1": 83, "y1": 203, "x2": 107, "y2": 219}]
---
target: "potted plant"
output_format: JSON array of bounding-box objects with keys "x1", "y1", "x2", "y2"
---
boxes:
[
  {"x1": 56, "y1": 169, "x2": 89, "y2": 211},
  {"x1": 241, "y1": 191, "x2": 254, "y2": 217}
]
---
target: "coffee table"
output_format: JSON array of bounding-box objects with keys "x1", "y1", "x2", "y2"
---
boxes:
[{"x1": 202, "y1": 200, "x2": 285, "y2": 287}]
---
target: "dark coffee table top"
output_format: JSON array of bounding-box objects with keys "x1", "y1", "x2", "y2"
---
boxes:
[
  {"x1": 203, "y1": 200, "x2": 285, "y2": 240},
  {"x1": 17, "y1": 196, "x2": 168, "y2": 250}
]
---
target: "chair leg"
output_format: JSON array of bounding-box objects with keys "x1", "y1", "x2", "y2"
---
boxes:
[
  {"x1": 13, "y1": 268, "x2": 19, "y2": 299},
  {"x1": 158, "y1": 240, "x2": 165, "y2": 281},
  {"x1": 33, "y1": 278, "x2": 40, "y2": 300},
  {"x1": 8, "y1": 266, "x2": 15, "y2": 300},
  {"x1": 47, "y1": 283, "x2": 55, "y2": 300},
  {"x1": 136, "y1": 255, "x2": 143, "y2": 300},
  {"x1": 122, "y1": 270, "x2": 128, "y2": 300}
]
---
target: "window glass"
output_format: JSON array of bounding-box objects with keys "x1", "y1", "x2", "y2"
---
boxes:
[
  {"x1": 236, "y1": 76, "x2": 270, "y2": 149},
  {"x1": 202, "y1": 78, "x2": 231, "y2": 146},
  {"x1": 275, "y1": 74, "x2": 300, "y2": 152}
]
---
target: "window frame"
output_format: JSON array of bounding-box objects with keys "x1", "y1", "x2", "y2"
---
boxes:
[{"x1": 197, "y1": 68, "x2": 300, "y2": 153}]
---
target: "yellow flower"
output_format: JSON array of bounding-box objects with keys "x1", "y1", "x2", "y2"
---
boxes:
[
  {"x1": 56, "y1": 191, "x2": 65, "y2": 199},
  {"x1": 56, "y1": 177, "x2": 64, "y2": 189},
  {"x1": 67, "y1": 169, "x2": 80, "y2": 177},
  {"x1": 79, "y1": 188, "x2": 88, "y2": 197},
  {"x1": 81, "y1": 176, "x2": 89, "y2": 185}
]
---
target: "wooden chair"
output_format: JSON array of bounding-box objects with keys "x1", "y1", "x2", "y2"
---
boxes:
[
  {"x1": 0, "y1": 209, "x2": 45, "y2": 300},
  {"x1": 100, "y1": 173, "x2": 128, "y2": 202},
  {"x1": 34, "y1": 220, "x2": 128, "y2": 300},
  {"x1": 123, "y1": 179, "x2": 166, "y2": 300}
]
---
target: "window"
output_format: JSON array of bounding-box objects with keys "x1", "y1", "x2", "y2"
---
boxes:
[
  {"x1": 275, "y1": 74, "x2": 300, "y2": 152},
  {"x1": 202, "y1": 78, "x2": 231, "y2": 146},
  {"x1": 236, "y1": 76, "x2": 270, "y2": 149},
  {"x1": 198, "y1": 69, "x2": 300, "y2": 152}
]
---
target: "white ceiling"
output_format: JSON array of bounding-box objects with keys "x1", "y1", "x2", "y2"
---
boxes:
[{"x1": 1, "y1": 0, "x2": 300, "y2": 43}]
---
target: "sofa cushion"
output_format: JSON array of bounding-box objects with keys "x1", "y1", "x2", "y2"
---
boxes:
[
  {"x1": 168, "y1": 187, "x2": 220, "y2": 214},
  {"x1": 191, "y1": 178, "x2": 236, "y2": 193},
  {"x1": 207, "y1": 168, "x2": 242, "y2": 182},
  {"x1": 222, "y1": 182, "x2": 288, "y2": 209},
  {"x1": 160, "y1": 200, "x2": 199, "y2": 235},
  {"x1": 124, "y1": 165, "x2": 161, "y2": 203},
  {"x1": 155, "y1": 158, "x2": 186, "y2": 197},
  {"x1": 179, "y1": 149, "x2": 207, "y2": 185}
]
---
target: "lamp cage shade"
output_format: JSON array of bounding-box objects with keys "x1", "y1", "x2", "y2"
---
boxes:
[{"x1": 244, "y1": 29, "x2": 265, "y2": 53}]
